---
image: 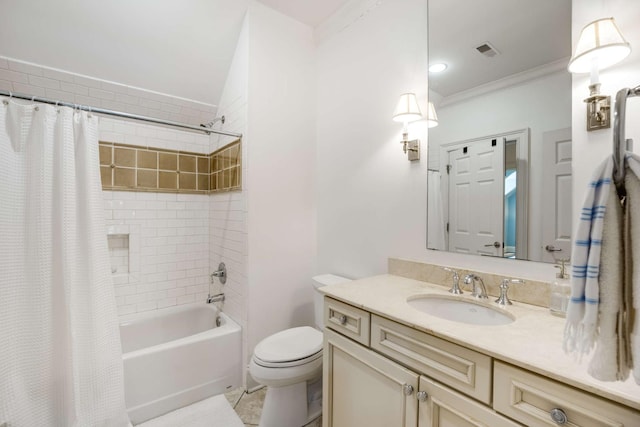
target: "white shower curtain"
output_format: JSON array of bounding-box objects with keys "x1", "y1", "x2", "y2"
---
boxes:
[{"x1": 0, "y1": 100, "x2": 130, "y2": 426}]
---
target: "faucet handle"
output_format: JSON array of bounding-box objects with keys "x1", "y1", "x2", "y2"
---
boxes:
[
  {"x1": 495, "y1": 278, "x2": 525, "y2": 306},
  {"x1": 442, "y1": 266, "x2": 459, "y2": 279},
  {"x1": 442, "y1": 267, "x2": 463, "y2": 295}
]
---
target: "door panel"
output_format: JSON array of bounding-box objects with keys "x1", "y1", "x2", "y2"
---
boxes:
[
  {"x1": 418, "y1": 377, "x2": 522, "y2": 427},
  {"x1": 541, "y1": 128, "x2": 572, "y2": 263},
  {"x1": 448, "y1": 139, "x2": 504, "y2": 256},
  {"x1": 323, "y1": 329, "x2": 419, "y2": 427}
]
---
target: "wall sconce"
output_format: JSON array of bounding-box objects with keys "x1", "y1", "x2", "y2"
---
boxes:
[
  {"x1": 568, "y1": 17, "x2": 631, "y2": 131},
  {"x1": 393, "y1": 93, "x2": 422, "y2": 161},
  {"x1": 426, "y1": 101, "x2": 439, "y2": 128}
]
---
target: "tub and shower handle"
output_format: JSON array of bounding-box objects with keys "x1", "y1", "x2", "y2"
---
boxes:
[{"x1": 210, "y1": 262, "x2": 227, "y2": 284}]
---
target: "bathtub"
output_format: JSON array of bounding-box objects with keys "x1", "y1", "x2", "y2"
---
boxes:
[{"x1": 120, "y1": 303, "x2": 241, "y2": 425}]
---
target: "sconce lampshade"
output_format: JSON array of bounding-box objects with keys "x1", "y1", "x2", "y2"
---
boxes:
[
  {"x1": 568, "y1": 17, "x2": 631, "y2": 73},
  {"x1": 393, "y1": 93, "x2": 423, "y2": 123},
  {"x1": 426, "y1": 102, "x2": 438, "y2": 128}
]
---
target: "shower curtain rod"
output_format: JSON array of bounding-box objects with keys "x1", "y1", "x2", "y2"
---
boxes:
[{"x1": 0, "y1": 89, "x2": 242, "y2": 138}]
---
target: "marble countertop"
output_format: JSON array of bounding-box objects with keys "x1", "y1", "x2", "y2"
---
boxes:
[{"x1": 319, "y1": 274, "x2": 640, "y2": 410}]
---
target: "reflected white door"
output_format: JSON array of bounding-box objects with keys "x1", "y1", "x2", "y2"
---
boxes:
[
  {"x1": 448, "y1": 139, "x2": 504, "y2": 256},
  {"x1": 541, "y1": 128, "x2": 572, "y2": 263}
]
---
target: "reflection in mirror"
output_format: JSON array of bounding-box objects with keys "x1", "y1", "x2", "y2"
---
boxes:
[{"x1": 426, "y1": 0, "x2": 572, "y2": 263}]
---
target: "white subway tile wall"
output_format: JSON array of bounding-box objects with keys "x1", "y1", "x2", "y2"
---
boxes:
[
  {"x1": 105, "y1": 190, "x2": 211, "y2": 315},
  {"x1": 1, "y1": 56, "x2": 247, "y2": 324},
  {"x1": 0, "y1": 56, "x2": 217, "y2": 126},
  {"x1": 99, "y1": 120, "x2": 214, "y2": 315}
]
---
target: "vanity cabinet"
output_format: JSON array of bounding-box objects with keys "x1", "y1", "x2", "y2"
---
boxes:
[
  {"x1": 323, "y1": 297, "x2": 520, "y2": 427},
  {"x1": 323, "y1": 296, "x2": 640, "y2": 427}
]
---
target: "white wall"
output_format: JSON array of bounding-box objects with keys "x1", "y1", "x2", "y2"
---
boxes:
[
  {"x1": 316, "y1": 0, "x2": 429, "y2": 279},
  {"x1": 571, "y1": 0, "x2": 640, "y2": 224},
  {"x1": 245, "y1": 0, "x2": 317, "y2": 369},
  {"x1": 316, "y1": 0, "x2": 640, "y2": 285},
  {"x1": 428, "y1": 70, "x2": 572, "y2": 261}
]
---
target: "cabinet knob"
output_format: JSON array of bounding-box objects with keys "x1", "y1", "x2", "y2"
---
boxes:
[
  {"x1": 402, "y1": 384, "x2": 414, "y2": 396},
  {"x1": 550, "y1": 408, "x2": 568, "y2": 424},
  {"x1": 338, "y1": 314, "x2": 348, "y2": 325},
  {"x1": 416, "y1": 391, "x2": 428, "y2": 402}
]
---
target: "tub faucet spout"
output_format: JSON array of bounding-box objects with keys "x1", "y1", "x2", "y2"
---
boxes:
[{"x1": 207, "y1": 293, "x2": 225, "y2": 304}]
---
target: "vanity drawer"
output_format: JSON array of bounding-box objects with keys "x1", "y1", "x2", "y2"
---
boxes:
[
  {"x1": 324, "y1": 297, "x2": 370, "y2": 346},
  {"x1": 493, "y1": 361, "x2": 640, "y2": 427},
  {"x1": 370, "y1": 314, "x2": 492, "y2": 405}
]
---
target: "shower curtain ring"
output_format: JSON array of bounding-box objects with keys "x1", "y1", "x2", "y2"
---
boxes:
[
  {"x1": 88, "y1": 106, "x2": 92, "y2": 118},
  {"x1": 55, "y1": 100, "x2": 60, "y2": 113}
]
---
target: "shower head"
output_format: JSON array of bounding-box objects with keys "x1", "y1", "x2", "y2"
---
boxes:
[{"x1": 200, "y1": 116, "x2": 225, "y2": 128}]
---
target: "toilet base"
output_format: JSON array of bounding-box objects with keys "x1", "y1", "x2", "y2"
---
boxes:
[{"x1": 258, "y1": 378, "x2": 322, "y2": 427}]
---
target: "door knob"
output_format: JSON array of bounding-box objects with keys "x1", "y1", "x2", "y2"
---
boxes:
[
  {"x1": 484, "y1": 241, "x2": 501, "y2": 248},
  {"x1": 416, "y1": 391, "x2": 428, "y2": 402},
  {"x1": 545, "y1": 245, "x2": 562, "y2": 252}
]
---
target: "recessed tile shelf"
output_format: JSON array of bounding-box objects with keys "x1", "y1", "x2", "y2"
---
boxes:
[{"x1": 99, "y1": 139, "x2": 241, "y2": 194}]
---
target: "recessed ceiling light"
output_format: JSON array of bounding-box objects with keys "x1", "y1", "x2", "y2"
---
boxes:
[{"x1": 429, "y1": 63, "x2": 448, "y2": 73}]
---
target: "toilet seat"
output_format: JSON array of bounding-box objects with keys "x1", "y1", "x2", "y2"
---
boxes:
[
  {"x1": 253, "y1": 326, "x2": 322, "y2": 366},
  {"x1": 253, "y1": 349, "x2": 322, "y2": 368}
]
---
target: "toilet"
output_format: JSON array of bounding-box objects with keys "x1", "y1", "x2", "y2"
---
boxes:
[{"x1": 249, "y1": 274, "x2": 351, "y2": 427}]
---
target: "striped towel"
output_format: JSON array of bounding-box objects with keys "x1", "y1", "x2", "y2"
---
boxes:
[
  {"x1": 564, "y1": 157, "x2": 614, "y2": 355},
  {"x1": 625, "y1": 153, "x2": 640, "y2": 385}
]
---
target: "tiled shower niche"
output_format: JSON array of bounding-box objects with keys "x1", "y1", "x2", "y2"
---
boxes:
[
  {"x1": 107, "y1": 234, "x2": 129, "y2": 275},
  {"x1": 99, "y1": 139, "x2": 241, "y2": 194}
]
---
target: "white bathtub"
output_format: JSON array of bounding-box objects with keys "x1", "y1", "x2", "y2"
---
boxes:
[{"x1": 120, "y1": 303, "x2": 241, "y2": 425}]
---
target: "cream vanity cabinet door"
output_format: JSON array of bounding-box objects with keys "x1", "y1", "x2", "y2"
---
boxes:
[
  {"x1": 323, "y1": 328, "x2": 419, "y2": 427},
  {"x1": 417, "y1": 376, "x2": 523, "y2": 427}
]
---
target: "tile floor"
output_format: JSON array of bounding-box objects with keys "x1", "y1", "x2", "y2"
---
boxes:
[{"x1": 225, "y1": 387, "x2": 322, "y2": 427}]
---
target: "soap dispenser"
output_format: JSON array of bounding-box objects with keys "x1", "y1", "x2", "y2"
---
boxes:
[{"x1": 549, "y1": 259, "x2": 571, "y2": 317}]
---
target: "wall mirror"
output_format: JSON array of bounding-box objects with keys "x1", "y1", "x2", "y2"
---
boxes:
[{"x1": 426, "y1": 0, "x2": 572, "y2": 263}]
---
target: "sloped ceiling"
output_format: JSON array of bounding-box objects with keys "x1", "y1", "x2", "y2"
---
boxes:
[
  {"x1": 257, "y1": 0, "x2": 350, "y2": 27},
  {"x1": 0, "y1": 0, "x2": 355, "y2": 106},
  {"x1": 0, "y1": 0, "x2": 250, "y2": 105}
]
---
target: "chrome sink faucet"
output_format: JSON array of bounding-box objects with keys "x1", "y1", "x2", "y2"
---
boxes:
[
  {"x1": 442, "y1": 267, "x2": 463, "y2": 295},
  {"x1": 463, "y1": 274, "x2": 488, "y2": 299}
]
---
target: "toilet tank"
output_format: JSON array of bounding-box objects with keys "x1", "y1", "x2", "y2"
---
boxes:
[{"x1": 312, "y1": 274, "x2": 351, "y2": 330}]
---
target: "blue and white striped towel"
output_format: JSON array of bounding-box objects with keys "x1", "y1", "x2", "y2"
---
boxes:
[{"x1": 564, "y1": 157, "x2": 614, "y2": 356}]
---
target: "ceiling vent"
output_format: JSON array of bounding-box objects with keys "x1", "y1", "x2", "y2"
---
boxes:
[{"x1": 475, "y1": 42, "x2": 500, "y2": 58}]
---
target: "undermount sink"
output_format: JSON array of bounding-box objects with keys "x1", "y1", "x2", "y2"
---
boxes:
[{"x1": 407, "y1": 294, "x2": 515, "y2": 326}]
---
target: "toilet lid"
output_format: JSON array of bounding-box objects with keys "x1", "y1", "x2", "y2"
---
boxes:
[{"x1": 254, "y1": 326, "x2": 323, "y2": 363}]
